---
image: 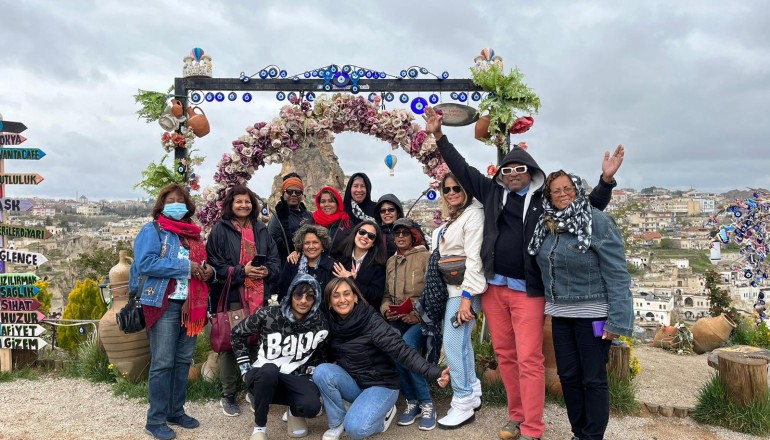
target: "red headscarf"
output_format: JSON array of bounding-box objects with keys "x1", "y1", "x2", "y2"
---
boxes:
[{"x1": 312, "y1": 186, "x2": 351, "y2": 229}]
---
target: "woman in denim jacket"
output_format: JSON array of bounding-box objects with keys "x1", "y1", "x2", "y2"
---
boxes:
[
  {"x1": 130, "y1": 184, "x2": 213, "y2": 440},
  {"x1": 528, "y1": 171, "x2": 632, "y2": 440}
]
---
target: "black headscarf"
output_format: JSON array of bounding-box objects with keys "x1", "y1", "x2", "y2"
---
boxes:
[{"x1": 343, "y1": 172, "x2": 376, "y2": 225}]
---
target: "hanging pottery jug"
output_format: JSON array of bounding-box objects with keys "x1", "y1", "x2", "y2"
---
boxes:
[
  {"x1": 186, "y1": 106, "x2": 210, "y2": 137},
  {"x1": 170, "y1": 99, "x2": 184, "y2": 118},
  {"x1": 474, "y1": 115, "x2": 491, "y2": 141},
  {"x1": 692, "y1": 314, "x2": 737, "y2": 354},
  {"x1": 98, "y1": 251, "x2": 151, "y2": 382}
]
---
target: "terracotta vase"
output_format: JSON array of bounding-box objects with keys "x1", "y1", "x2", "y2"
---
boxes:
[
  {"x1": 483, "y1": 367, "x2": 502, "y2": 386},
  {"x1": 474, "y1": 115, "x2": 491, "y2": 141},
  {"x1": 542, "y1": 316, "x2": 562, "y2": 396},
  {"x1": 652, "y1": 325, "x2": 678, "y2": 349},
  {"x1": 170, "y1": 99, "x2": 184, "y2": 118},
  {"x1": 201, "y1": 351, "x2": 220, "y2": 382},
  {"x1": 186, "y1": 106, "x2": 210, "y2": 137},
  {"x1": 692, "y1": 315, "x2": 737, "y2": 354},
  {"x1": 98, "y1": 251, "x2": 151, "y2": 382},
  {"x1": 188, "y1": 364, "x2": 201, "y2": 382}
]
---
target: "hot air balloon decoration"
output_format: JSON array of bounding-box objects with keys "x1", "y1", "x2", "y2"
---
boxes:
[
  {"x1": 384, "y1": 154, "x2": 398, "y2": 176},
  {"x1": 183, "y1": 48, "x2": 213, "y2": 78}
]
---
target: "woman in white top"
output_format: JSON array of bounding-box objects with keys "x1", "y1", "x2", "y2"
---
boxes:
[{"x1": 432, "y1": 173, "x2": 487, "y2": 429}]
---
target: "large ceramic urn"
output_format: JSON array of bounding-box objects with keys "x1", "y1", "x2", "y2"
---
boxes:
[{"x1": 98, "y1": 251, "x2": 151, "y2": 382}]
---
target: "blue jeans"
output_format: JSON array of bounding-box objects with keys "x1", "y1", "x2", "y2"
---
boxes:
[
  {"x1": 552, "y1": 317, "x2": 612, "y2": 440},
  {"x1": 394, "y1": 323, "x2": 432, "y2": 403},
  {"x1": 313, "y1": 363, "x2": 399, "y2": 440},
  {"x1": 146, "y1": 301, "x2": 197, "y2": 425},
  {"x1": 442, "y1": 296, "x2": 481, "y2": 398}
]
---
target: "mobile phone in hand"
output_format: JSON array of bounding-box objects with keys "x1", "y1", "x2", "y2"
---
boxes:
[
  {"x1": 451, "y1": 308, "x2": 477, "y2": 328},
  {"x1": 251, "y1": 254, "x2": 267, "y2": 267}
]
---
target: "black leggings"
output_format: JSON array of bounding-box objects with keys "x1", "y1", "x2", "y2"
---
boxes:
[{"x1": 245, "y1": 363, "x2": 321, "y2": 427}]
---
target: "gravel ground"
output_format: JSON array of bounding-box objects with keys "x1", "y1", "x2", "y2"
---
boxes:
[{"x1": 0, "y1": 346, "x2": 766, "y2": 440}]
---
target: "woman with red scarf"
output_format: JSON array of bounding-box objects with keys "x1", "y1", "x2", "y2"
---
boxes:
[
  {"x1": 312, "y1": 186, "x2": 352, "y2": 259},
  {"x1": 206, "y1": 185, "x2": 281, "y2": 417},
  {"x1": 132, "y1": 184, "x2": 212, "y2": 440}
]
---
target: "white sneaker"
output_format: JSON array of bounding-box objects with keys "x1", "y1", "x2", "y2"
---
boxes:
[
  {"x1": 322, "y1": 424, "x2": 344, "y2": 440},
  {"x1": 382, "y1": 405, "x2": 397, "y2": 433},
  {"x1": 437, "y1": 408, "x2": 475, "y2": 429}
]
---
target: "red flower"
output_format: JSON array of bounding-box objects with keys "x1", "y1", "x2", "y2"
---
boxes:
[
  {"x1": 517, "y1": 141, "x2": 528, "y2": 151},
  {"x1": 510, "y1": 116, "x2": 534, "y2": 134},
  {"x1": 486, "y1": 164, "x2": 498, "y2": 177}
]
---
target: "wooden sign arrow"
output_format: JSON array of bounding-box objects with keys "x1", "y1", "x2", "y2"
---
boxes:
[
  {"x1": 0, "y1": 298, "x2": 41, "y2": 311},
  {"x1": 0, "y1": 224, "x2": 52, "y2": 240},
  {"x1": 0, "y1": 133, "x2": 27, "y2": 146},
  {"x1": 0, "y1": 174, "x2": 44, "y2": 185},
  {"x1": 0, "y1": 249, "x2": 48, "y2": 266},
  {"x1": 0, "y1": 273, "x2": 40, "y2": 286},
  {"x1": 0, "y1": 198, "x2": 34, "y2": 212},
  {"x1": 0, "y1": 336, "x2": 47, "y2": 350},
  {"x1": 0, "y1": 285, "x2": 41, "y2": 298},
  {"x1": 0, "y1": 311, "x2": 45, "y2": 324},
  {"x1": 0, "y1": 120, "x2": 27, "y2": 134},
  {"x1": 0, "y1": 324, "x2": 46, "y2": 337},
  {"x1": 0, "y1": 148, "x2": 46, "y2": 160}
]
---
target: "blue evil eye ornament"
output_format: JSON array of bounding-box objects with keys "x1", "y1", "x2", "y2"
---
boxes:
[
  {"x1": 411, "y1": 97, "x2": 428, "y2": 114},
  {"x1": 426, "y1": 190, "x2": 437, "y2": 201},
  {"x1": 215, "y1": 92, "x2": 225, "y2": 102},
  {"x1": 190, "y1": 92, "x2": 202, "y2": 104},
  {"x1": 242, "y1": 93, "x2": 252, "y2": 102},
  {"x1": 228, "y1": 92, "x2": 237, "y2": 101},
  {"x1": 399, "y1": 93, "x2": 409, "y2": 103},
  {"x1": 429, "y1": 94, "x2": 439, "y2": 104},
  {"x1": 205, "y1": 92, "x2": 215, "y2": 102}
]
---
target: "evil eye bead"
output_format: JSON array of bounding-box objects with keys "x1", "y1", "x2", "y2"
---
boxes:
[
  {"x1": 311, "y1": 70, "x2": 319, "y2": 78},
  {"x1": 450, "y1": 92, "x2": 459, "y2": 100},
  {"x1": 368, "y1": 92, "x2": 377, "y2": 102},
  {"x1": 323, "y1": 83, "x2": 332, "y2": 91},
  {"x1": 420, "y1": 67, "x2": 429, "y2": 74},
  {"x1": 268, "y1": 67, "x2": 278, "y2": 78},
  {"x1": 228, "y1": 92, "x2": 237, "y2": 101},
  {"x1": 276, "y1": 91, "x2": 286, "y2": 101},
  {"x1": 365, "y1": 71, "x2": 373, "y2": 79},
  {"x1": 379, "y1": 72, "x2": 387, "y2": 79},
  {"x1": 242, "y1": 93, "x2": 252, "y2": 102},
  {"x1": 384, "y1": 92, "x2": 394, "y2": 102},
  {"x1": 342, "y1": 65, "x2": 352, "y2": 73},
  {"x1": 287, "y1": 92, "x2": 298, "y2": 103},
  {"x1": 215, "y1": 92, "x2": 225, "y2": 102},
  {"x1": 472, "y1": 91, "x2": 482, "y2": 101},
  {"x1": 333, "y1": 72, "x2": 350, "y2": 87},
  {"x1": 734, "y1": 209, "x2": 743, "y2": 218},
  {"x1": 399, "y1": 93, "x2": 409, "y2": 103},
  {"x1": 306, "y1": 92, "x2": 315, "y2": 102},
  {"x1": 259, "y1": 70, "x2": 268, "y2": 79},
  {"x1": 411, "y1": 97, "x2": 428, "y2": 114},
  {"x1": 441, "y1": 71, "x2": 449, "y2": 79},
  {"x1": 429, "y1": 94, "x2": 439, "y2": 104},
  {"x1": 351, "y1": 85, "x2": 360, "y2": 94},
  {"x1": 190, "y1": 92, "x2": 202, "y2": 104},
  {"x1": 458, "y1": 92, "x2": 468, "y2": 102},
  {"x1": 350, "y1": 71, "x2": 360, "y2": 80},
  {"x1": 400, "y1": 70, "x2": 408, "y2": 78},
  {"x1": 304, "y1": 71, "x2": 312, "y2": 78},
  {"x1": 408, "y1": 68, "x2": 419, "y2": 78},
  {"x1": 280, "y1": 70, "x2": 287, "y2": 78},
  {"x1": 426, "y1": 190, "x2": 437, "y2": 200},
  {"x1": 205, "y1": 92, "x2": 215, "y2": 102}
]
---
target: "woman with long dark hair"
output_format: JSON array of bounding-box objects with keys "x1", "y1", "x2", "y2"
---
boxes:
[
  {"x1": 333, "y1": 220, "x2": 387, "y2": 310},
  {"x1": 132, "y1": 183, "x2": 212, "y2": 440},
  {"x1": 206, "y1": 185, "x2": 281, "y2": 417}
]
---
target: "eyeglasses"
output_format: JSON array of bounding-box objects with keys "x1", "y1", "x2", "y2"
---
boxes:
[
  {"x1": 500, "y1": 165, "x2": 528, "y2": 175},
  {"x1": 551, "y1": 186, "x2": 576, "y2": 196},
  {"x1": 443, "y1": 185, "x2": 463, "y2": 195},
  {"x1": 379, "y1": 207, "x2": 396, "y2": 214},
  {"x1": 393, "y1": 229, "x2": 411, "y2": 237},
  {"x1": 285, "y1": 189, "x2": 303, "y2": 196},
  {"x1": 292, "y1": 291, "x2": 316, "y2": 302},
  {"x1": 357, "y1": 229, "x2": 376, "y2": 240}
]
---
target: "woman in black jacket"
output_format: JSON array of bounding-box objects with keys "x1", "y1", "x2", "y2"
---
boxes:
[
  {"x1": 277, "y1": 224, "x2": 338, "y2": 303},
  {"x1": 206, "y1": 185, "x2": 280, "y2": 417},
  {"x1": 313, "y1": 277, "x2": 449, "y2": 440},
  {"x1": 374, "y1": 193, "x2": 404, "y2": 256},
  {"x1": 343, "y1": 172, "x2": 377, "y2": 226},
  {"x1": 333, "y1": 220, "x2": 387, "y2": 310}
]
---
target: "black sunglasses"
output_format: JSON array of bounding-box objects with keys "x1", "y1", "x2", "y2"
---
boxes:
[
  {"x1": 443, "y1": 185, "x2": 463, "y2": 195},
  {"x1": 357, "y1": 229, "x2": 376, "y2": 240},
  {"x1": 393, "y1": 229, "x2": 411, "y2": 237},
  {"x1": 292, "y1": 291, "x2": 316, "y2": 302},
  {"x1": 285, "y1": 189, "x2": 303, "y2": 196},
  {"x1": 379, "y1": 207, "x2": 396, "y2": 214}
]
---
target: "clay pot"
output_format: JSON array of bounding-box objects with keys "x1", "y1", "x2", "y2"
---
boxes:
[
  {"x1": 652, "y1": 325, "x2": 678, "y2": 349},
  {"x1": 543, "y1": 316, "x2": 562, "y2": 396},
  {"x1": 186, "y1": 106, "x2": 210, "y2": 137},
  {"x1": 483, "y1": 368, "x2": 502, "y2": 386},
  {"x1": 201, "y1": 351, "x2": 220, "y2": 382},
  {"x1": 545, "y1": 367, "x2": 563, "y2": 397},
  {"x1": 474, "y1": 115, "x2": 491, "y2": 140},
  {"x1": 189, "y1": 364, "x2": 201, "y2": 382},
  {"x1": 692, "y1": 315, "x2": 737, "y2": 354},
  {"x1": 98, "y1": 251, "x2": 151, "y2": 382},
  {"x1": 170, "y1": 99, "x2": 184, "y2": 118}
]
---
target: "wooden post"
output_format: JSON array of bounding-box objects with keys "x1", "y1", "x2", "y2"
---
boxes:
[
  {"x1": 717, "y1": 351, "x2": 769, "y2": 405},
  {"x1": 607, "y1": 344, "x2": 631, "y2": 381},
  {"x1": 0, "y1": 140, "x2": 10, "y2": 373}
]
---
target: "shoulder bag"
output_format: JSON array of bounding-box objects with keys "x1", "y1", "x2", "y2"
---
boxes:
[
  {"x1": 210, "y1": 267, "x2": 247, "y2": 353},
  {"x1": 117, "y1": 222, "x2": 163, "y2": 334}
]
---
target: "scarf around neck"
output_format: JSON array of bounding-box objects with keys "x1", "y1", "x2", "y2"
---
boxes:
[
  {"x1": 313, "y1": 186, "x2": 351, "y2": 229},
  {"x1": 527, "y1": 173, "x2": 593, "y2": 256},
  {"x1": 350, "y1": 200, "x2": 375, "y2": 223},
  {"x1": 156, "y1": 215, "x2": 209, "y2": 336}
]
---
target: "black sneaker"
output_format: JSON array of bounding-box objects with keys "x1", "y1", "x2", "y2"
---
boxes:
[{"x1": 220, "y1": 394, "x2": 241, "y2": 417}]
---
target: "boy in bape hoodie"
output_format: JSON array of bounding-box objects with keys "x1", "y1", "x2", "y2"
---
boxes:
[{"x1": 232, "y1": 273, "x2": 329, "y2": 440}]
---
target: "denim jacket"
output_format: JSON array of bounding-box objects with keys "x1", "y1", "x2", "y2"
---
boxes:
[
  {"x1": 130, "y1": 221, "x2": 192, "y2": 308},
  {"x1": 535, "y1": 208, "x2": 633, "y2": 336}
]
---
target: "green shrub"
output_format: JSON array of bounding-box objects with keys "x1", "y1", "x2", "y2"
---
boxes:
[
  {"x1": 608, "y1": 376, "x2": 640, "y2": 415},
  {"x1": 731, "y1": 319, "x2": 770, "y2": 349},
  {"x1": 74, "y1": 333, "x2": 113, "y2": 383},
  {"x1": 58, "y1": 279, "x2": 107, "y2": 353},
  {"x1": 693, "y1": 374, "x2": 770, "y2": 435},
  {"x1": 0, "y1": 367, "x2": 38, "y2": 383},
  {"x1": 193, "y1": 333, "x2": 212, "y2": 365}
]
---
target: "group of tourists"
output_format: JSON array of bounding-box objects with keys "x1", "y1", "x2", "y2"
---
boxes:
[{"x1": 131, "y1": 105, "x2": 633, "y2": 440}]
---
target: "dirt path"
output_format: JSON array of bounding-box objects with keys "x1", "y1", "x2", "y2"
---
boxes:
[{"x1": 0, "y1": 345, "x2": 765, "y2": 440}]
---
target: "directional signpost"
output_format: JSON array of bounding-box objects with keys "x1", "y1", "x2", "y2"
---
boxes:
[{"x1": 0, "y1": 116, "x2": 47, "y2": 372}]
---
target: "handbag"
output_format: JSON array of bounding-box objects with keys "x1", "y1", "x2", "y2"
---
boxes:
[
  {"x1": 437, "y1": 255, "x2": 467, "y2": 285},
  {"x1": 210, "y1": 267, "x2": 247, "y2": 353},
  {"x1": 116, "y1": 289, "x2": 146, "y2": 334}
]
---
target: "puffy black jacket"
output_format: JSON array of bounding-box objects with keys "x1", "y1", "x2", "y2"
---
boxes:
[
  {"x1": 374, "y1": 194, "x2": 404, "y2": 256},
  {"x1": 325, "y1": 302, "x2": 443, "y2": 389},
  {"x1": 337, "y1": 252, "x2": 386, "y2": 310},
  {"x1": 267, "y1": 198, "x2": 314, "y2": 266},
  {"x1": 206, "y1": 219, "x2": 281, "y2": 313},
  {"x1": 436, "y1": 135, "x2": 615, "y2": 297}
]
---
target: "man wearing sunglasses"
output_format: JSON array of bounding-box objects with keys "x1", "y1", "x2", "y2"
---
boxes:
[
  {"x1": 269, "y1": 173, "x2": 315, "y2": 271},
  {"x1": 232, "y1": 273, "x2": 330, "y2": 440},
  {"x1": 423, "y1": 106, "x2": 624, "y2": 440}
]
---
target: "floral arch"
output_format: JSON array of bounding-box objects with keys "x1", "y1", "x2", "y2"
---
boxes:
[{"x1": 197, "y1": 93, "x2": 446, "y2": 227}]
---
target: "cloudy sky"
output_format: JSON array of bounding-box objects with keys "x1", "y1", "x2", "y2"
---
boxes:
[{"x1": 2, "y1": 1, "x2": 769, "y2": 203}]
